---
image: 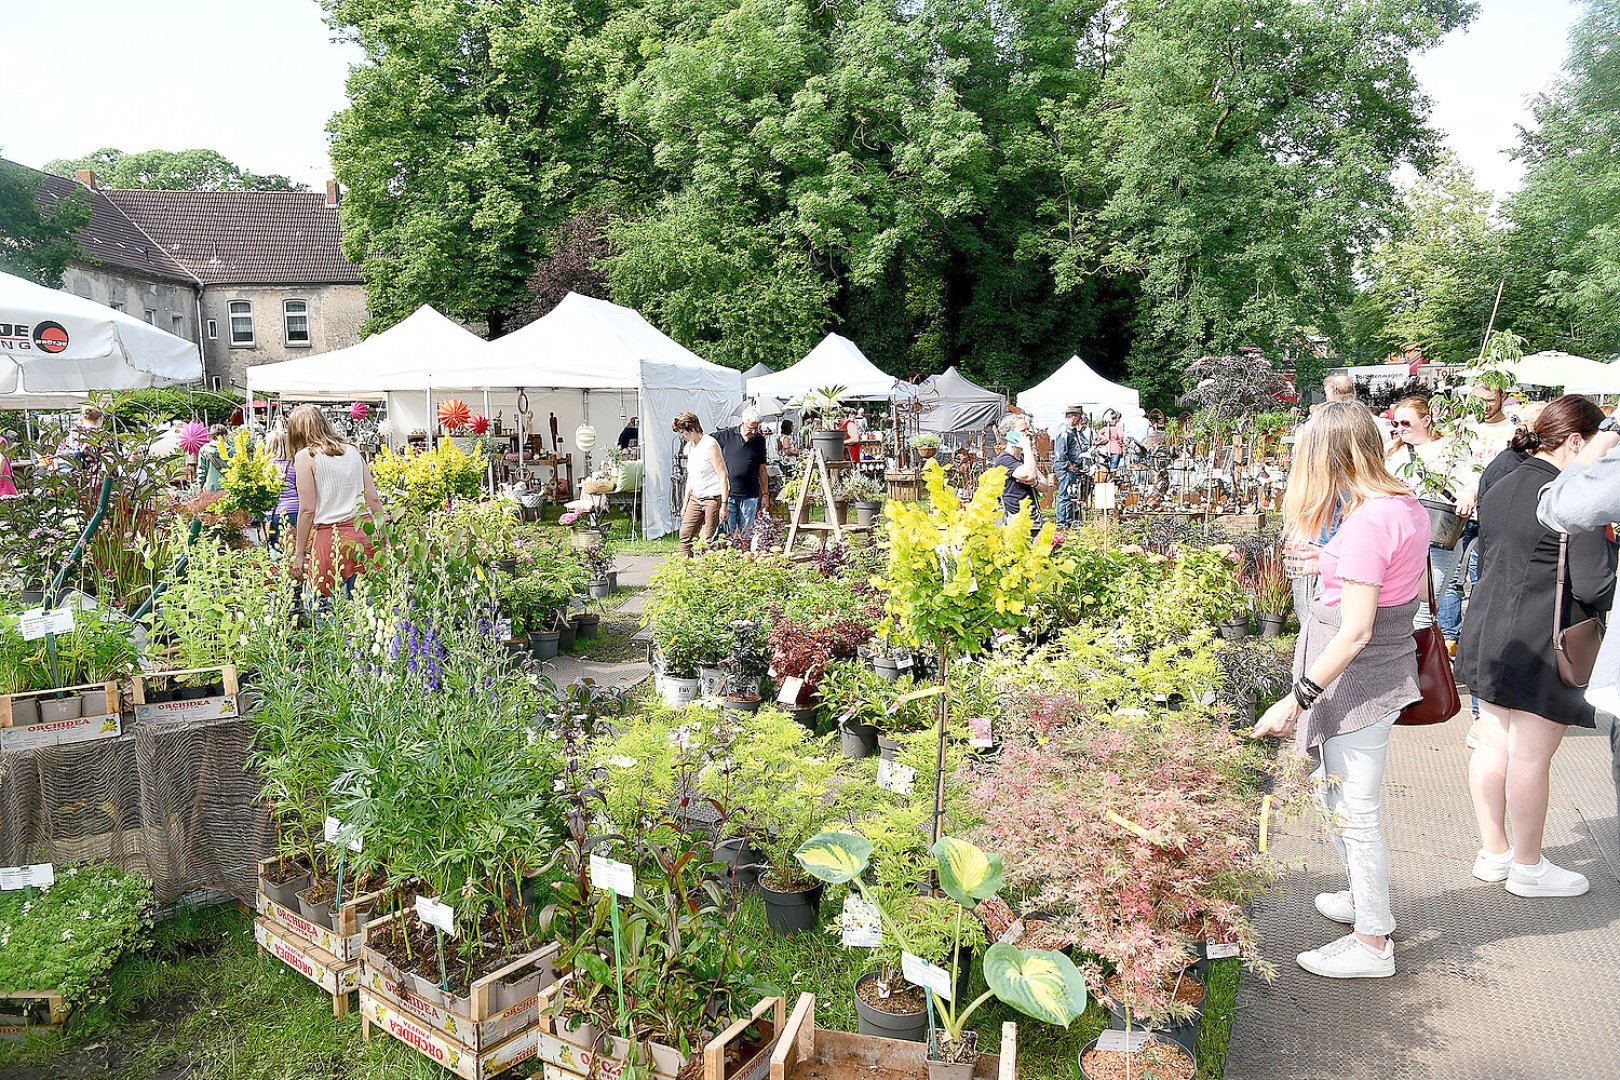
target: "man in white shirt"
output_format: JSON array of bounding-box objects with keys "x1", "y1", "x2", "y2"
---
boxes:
[{"x1": 673, "y1": 411, "x2": 728, "y2": 557}]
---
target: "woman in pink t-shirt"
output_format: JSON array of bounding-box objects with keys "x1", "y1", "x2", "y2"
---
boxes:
[{"x1": 1253, "y1": 402, "x2": 1430, "y2": 981}]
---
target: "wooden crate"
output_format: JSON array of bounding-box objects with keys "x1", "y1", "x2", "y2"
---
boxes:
[
  {"x1": 255, "y1": 915, "x2": 361, "y2": 1017},
  {"x1": 536, "y1": 994, "x2": 786, "y2": 1080},
  {"x1": 768, "y1": 994, "x2": 1013, "y2": 1080},
  {"x1": 254, "y1": 856, "x2": 379, "y2": 963},
  {"x1": 0, "y1": 991, "x2": 70, "y2": 1042},
  {"x1": 359, "y1": 912, "x2": 561, "y2": 1080},
  {"x1": 0, "y1": 682, "x2": 121, "y2": 751},
  {"x1": 131, "y1": 665, "x2": 240, "y2": 725}
]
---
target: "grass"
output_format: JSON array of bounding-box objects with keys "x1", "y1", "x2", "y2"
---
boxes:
[{"x1": 2, "y1": 899, "x2": 1239, "y2": 1080}]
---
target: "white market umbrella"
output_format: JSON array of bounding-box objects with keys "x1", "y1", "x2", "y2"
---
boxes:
[{"x1": 0, "y1": 270, "x2": 201, "y2": 395}]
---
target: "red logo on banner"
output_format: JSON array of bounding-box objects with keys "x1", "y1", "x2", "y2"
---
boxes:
[{"x1": 34, "y1": 322, "x2": 68, "y2": 354}]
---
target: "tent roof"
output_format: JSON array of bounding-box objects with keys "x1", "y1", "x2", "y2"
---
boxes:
[
  {"x1": 0, "y1": 269, "x2": 201, "y2": 396},
  {"x1": 917, "y1": 366, "x2": 1006, "y2": 433},
  {"x1": 246, "y1": 305, "x2": 486, "y2": 394},
  {"x1": 463, "y1": 293, "x2": 738, "y2": 392},
  {"x1": 1016, "y1": 354, "x2": 1139, "y2": 431},
  {"x1": 743, "y1": 362, "x2": 773, "y2": 380},
  {"x1": 747, "y1": 333, "x2": 897, "y2": 400}
]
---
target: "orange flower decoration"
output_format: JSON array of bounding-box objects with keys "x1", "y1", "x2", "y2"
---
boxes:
[{"x1": 437, "y1": 399, "x2": 470, "y2": 431}]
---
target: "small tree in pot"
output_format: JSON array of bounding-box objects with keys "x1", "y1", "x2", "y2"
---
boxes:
[{"x1": 719, "y1": 619, "x2": 768, "y2": 711}]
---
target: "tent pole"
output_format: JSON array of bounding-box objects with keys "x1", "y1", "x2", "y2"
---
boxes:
[{"x1": 483, "y1": 388, "x2": 494, "y2": 495}]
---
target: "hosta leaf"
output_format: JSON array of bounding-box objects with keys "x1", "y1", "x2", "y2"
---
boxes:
[
  {"x1": 982, "y1": 943, "x2": 1087, "y2": 1028},
  {"x1": 794, "y1": 832, "x2": 872, "y2": 884},
  {"x1": 931, "y1": 836, "x2": 1003, "y2": 906}
]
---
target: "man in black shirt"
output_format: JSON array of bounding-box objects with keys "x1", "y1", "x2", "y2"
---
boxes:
[
  {"x1": 713, "y1": 410, "x2": 770, "y2": 534},
  {"x1": 617, "y1": 416, "x2": 639, "y2": 449}
]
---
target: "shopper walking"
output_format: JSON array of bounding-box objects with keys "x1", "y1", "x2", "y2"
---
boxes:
[
  {"x1": 1253, "y1": 402, "x2": 1429, "y2": 979},
  {"x1": 1457, "y1": 396, "x2": 1615, "y2": 898},
  {"x1": 287, "y1": 405, "x2": 388, "y2": 597},
  {"x1": 1386, "y1": 396, "x2": 1476, "y2": 632},
  {"x1": 674, "y1": 411, "x2": 727, "y2": 558},
  {"x1": 265, "y1": 427, "x2": 298, "y2": 553},
  {"x1": 994, "y1": 415, "x2": 1052, "y2": 535},
  {"x1": 1052, "y1": 406, "x2": 1089, "y2": 528},
  {"x1": 713, "y1": 410, "x2": 770, "y2": 535}
]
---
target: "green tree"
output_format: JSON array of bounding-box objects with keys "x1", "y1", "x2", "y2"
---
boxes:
[
  {"x1": 45, "y1": 148, "x2": 305, "y2": 192},
  {"x1": 1344, "y1": 154, "x2": 1505, "y2": 365},
  {"x1": 0, "y1": 157, "x2": 89, "y2": 287}
]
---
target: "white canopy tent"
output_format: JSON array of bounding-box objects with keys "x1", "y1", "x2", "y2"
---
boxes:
[
  {"x1": 1503, "y1": 350, "x2": 1620, "y2": 393},
  {"x1": 916, "y1": 366, "x2": 1005, "y2": 433},
  {"x1": 742, "y1": 362, "x2": 774, "y2": 381},
  {"x1": 0, "y1": 269, "x2": 200, "y2": 396},
  {"x1": 1017, "y1": 354, "x2": 1140, "y2": 435},
  {"x1": 430, "y1": 293, "x2": 743, "y2": 539},
  {"x1": 747, "y1": 333, "x2": 898, "y2": 401},
  {"x1": 245, "y1": 305, "x2": 488, "y2": 397}
]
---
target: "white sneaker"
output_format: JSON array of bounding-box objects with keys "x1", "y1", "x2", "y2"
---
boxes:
[
  {"x1": 1313, "y1": 890, "x2": 1355, "y2": 925},
  {"x1": 1505, "y1": 858, "x2": 1589, "y2": 898},
  {"x1": 1472, "y1": 847, "x2": 1514, "y2": 883},
  {"x1": 1297, "y1": 933, "x2": 1394, "y2": 979},
  {"x1": 1465, "y1": 716, "x2": 1483, "y2": 750}
]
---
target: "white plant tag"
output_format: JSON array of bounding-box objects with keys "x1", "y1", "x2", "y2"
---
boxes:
[
  {"x1": 18, "y1": 607, "x2": 74, "y2": 641},
  {"x1": 901, "y1": 951, "x2": 953, "y2": 1002},
  {"x1": 589, "y1": 854, "x2": 635, "y2": 897},
  {"x1": 776, "y1": 677, "x2": 804, "y2": 705},
  {"x1": 324, "y1": 816, "x2": 363, "y2": 852},
  {"x1": 415, "y1": 895, "x2": 457, "y2": 937},
  {"x1": 877, "y1": 758, "x2": 916, "y2": 795},
  {"x1": 896, "y1": 654, "x2": 913, "y2": 670},
  {"x1": 1096, "y1": 1029, "x2": 1153, "y2": 1053},
  {"x1": 967, "y1": 717, "x2": 993, "y2": 748},
  {"x1": 997, "y1": 919, "x2": 1025, "y2": 946},
  {"x1": 840, "y1": 895, "x2": 882, "y2": 948},
  {"x1": 607, "y1": 755, "x2": 639, "y2": 769},
  {"x1": 1206, "y1": 942, "x2": 1240, "y2": 960},
  {"x1": 0, "y1": 863, "x2": 55, "y2": 890}
]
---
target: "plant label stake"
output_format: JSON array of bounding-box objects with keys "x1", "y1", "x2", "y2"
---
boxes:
[
  {"x1": 776, "y1": 676, "x2": 805, "y2": 706},
  {"x1": 415, "y1": 896, "x2": 457, "y2": 992},
  {"x1": 840, "y1": 895, "x2": 881, "y2": 947},
  {"x1": 589, "y1": 855, "x2": 635, "y2": 1025},
  {"x1": 324, "y1": 816, "x2": 362, "y2": 908},
  {"x1": 901, "y1": 951, "x2": 952, "y2": 1002},
  {"x1": 0, "y1": 862, "x2": 53, "y2": 901},
  {"x1": 18, "y1": 607, "x2": 74, "y2": 641},
  {"x1": 1258, "y1": 793, "x2": 1273, "y2": 853}
]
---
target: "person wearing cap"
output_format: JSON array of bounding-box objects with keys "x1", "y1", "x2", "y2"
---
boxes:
[
  {"x1": 994, "y1": 415, "x2": 1054, "y2": 536},
  {"x1": 1052, "y1": 405, "x2": 1090, "y2": 527},
  {"x1": 713, "y1": 409, "x2": 771, "y2": 535}
]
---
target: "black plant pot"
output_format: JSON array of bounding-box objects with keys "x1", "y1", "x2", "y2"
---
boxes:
[
  {"x1": 786, "y1": 705, "x2": 818, "y2": 731},
  {"x1": 1259, "y1": 614, "x2": 1287, "y2": 638},
  {"x1": 840, "y1": 721, "x2": 878, "y2": 759},
  {"x1": 1100, "y1": 973, "x2": 1204, "y2": 1057},
  {"x1": 871, "y1": 658, "x2": 902, "y2": 684},
  {"x1": 1077, "y1": 1036, "x2": 1194, "y2": 1080},
  {"x1": 260, "y1": 856, "x2": 312, "y2": 909},
  {"x1": 571, "y1": 614, "x2": 601, "y2": 641},
  {"x1": 529, "y1": 631, "x2": 561, "y2": 660},
  {"x1": 1217, "y1": 619, "x2": 1250, "y2": 641},
  {"x1": 19, "y1": 589, "x2": 45, "y2": 606},
  {"x1": 296, "y1": 883, "x2": 336, "y2": 930},
  {"x1": 713, "y1": 838, "x2": 763, "y2": 894},
  {"x1": 208, "y1": 680, "x2": 227, "y2": 696},
  {"x1": 877, "y1": 734, "x2": 902, "y2": 761},
  {"x1": 556, "y1": 621, "x2": 577, "y2": 651},
  {"x1": 760, "y1": 879, "x2": 823, "y2": 937},
  {"x1": 178, "y1": 684, "x2": 211, "y2": 700},
  {"x1": 721, "y1": 695, "x2": 764, "y2": 713},
  {"x1": 145, "y1": 686, "x2": 177, "y2": 703},
  {"x1": 853, "y1": 970, "x2": 928, "y2": 1043}
]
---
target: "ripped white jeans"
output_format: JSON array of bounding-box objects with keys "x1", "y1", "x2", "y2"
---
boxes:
[{"x1": 1313, "y1": 710, "x2": 1400, "y2": 936}]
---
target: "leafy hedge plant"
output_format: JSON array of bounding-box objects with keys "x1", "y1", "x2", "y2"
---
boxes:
[{"x1": 0, "y1": 864, "x2": 153, "y2": 1006}]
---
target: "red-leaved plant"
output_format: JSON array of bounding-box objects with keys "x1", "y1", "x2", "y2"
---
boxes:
[{"x1": 767, "y1": 615, "x2": 871, "y2": 695}]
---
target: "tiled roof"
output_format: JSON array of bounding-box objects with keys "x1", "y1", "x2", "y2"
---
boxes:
[
  {"x1": 23, "y1": 165, "x2": 196, "y2": 284},
  {"x1": 106, "y1": 189, "x2": 364, "y2": 286}
]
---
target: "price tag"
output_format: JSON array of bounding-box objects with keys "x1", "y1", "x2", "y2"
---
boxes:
[
  {"x1": 0, "y1": 863, "x2": 55, "y2": 890},
  {"x1": 1096, "y1": 1029, "x2": 1153, "y2": 1053},
  {"x1": 589, "y1": 854, "x2": 635, "y2": 898},
  {"x1": 1206, "y1": 942, "x2": 1240, "y2": 960},
  {"x1": 1094, "y1": 482, "x2": 1117, "y2": 510},
  {"x1": 776, "y1": 677, "x2": 805, "y2": 705},
  {"x1": 324, "y1": 816, "x2": 363, "y2": 852},
  {"x1": 997, "y1": 919, "x2": 1025, "y2": 946},
  {"x1": 415, "y1": 895, "x2": 458, "y2": 937},
  {"x1": 901, "y1": 951, "x2": 953, "y2": 1002},
  {"x1": 896, "y1": 654, "x2": 913, "y2": 670},
  {"x1": 967, "y1": 717, "x2": 994, "y2": 748},
  {"x1": 18, "y1": 607, "x2": 74, "y2": 641},
  {"x1": 840, "y1": 895, "x2": 882, "y2": 947},
  {"x1": 877, "y1": 758, "x2": 916, "y2": 795}
]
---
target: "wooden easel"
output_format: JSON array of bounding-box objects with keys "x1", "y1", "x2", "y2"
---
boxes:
[{"x1": 784, "y1": 446, "x2": 847, "y2": 550}]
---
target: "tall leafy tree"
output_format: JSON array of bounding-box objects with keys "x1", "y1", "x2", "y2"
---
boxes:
[
  {"x1": 0, "y1": 157, "x2": 90, "y2": 287},
  {"x1": 45, "y1": 148, "x2": 305, "y2": 191}
]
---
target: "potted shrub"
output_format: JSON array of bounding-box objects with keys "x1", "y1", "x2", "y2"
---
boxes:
[
  {"x1": 816, "y1": 659, "x2": 888, "y2": 758},
  {"x1": 732, "y1": 736, "x2": 844, "y2": 937},
  {"x1": 720, "y1": 619, "x2": 768, "y2": 712},
  {"x1": 840, "y1": 473, "x2": 886, "y2": 528},
  {"x1": 1252, "y1": 545, "x2": 1292, "y2": 636},
  {"x1": 910, "y1": 431, "x2": 941, "y2": 460},
  {"x1": 800, "y1": 384, "x2": 852, "y2": 461},
  {"x1": 796, "y1": 833, "x2": 1088, "y2": 1079}
]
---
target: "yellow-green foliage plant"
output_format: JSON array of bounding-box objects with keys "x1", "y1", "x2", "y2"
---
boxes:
[
  {"x1": 371, "y1": 439, "x2": 487, "y2": 515},
  {"x1": 216, "y1": 429, "x2": 283, "y2": 520}
]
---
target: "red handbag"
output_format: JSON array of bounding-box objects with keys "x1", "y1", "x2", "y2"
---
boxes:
[{"x1": 1399, "y1": 566, "x2": 1461, "y2": 726}]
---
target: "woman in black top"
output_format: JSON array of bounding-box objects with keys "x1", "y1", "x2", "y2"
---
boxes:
[
  {"x1": 994, "y1": 415, "x2": 1052, "y2": 534},
  {"x1": 1456, "y1": 395, "x2": 1615, "y2": 900}
]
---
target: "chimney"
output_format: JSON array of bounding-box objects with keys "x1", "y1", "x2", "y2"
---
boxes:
[
  {"x1": 74, "y1": 169, "x2": 97, "y2": 191},
  {"x1": 325, "y1": 180, "x2": 341, "y2": 208}
]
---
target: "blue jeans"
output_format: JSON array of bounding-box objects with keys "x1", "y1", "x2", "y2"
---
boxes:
[
  {"x1": 1056, "y1": 470, "x2": 1081, "y2": 527},
  {"x1": 1437, "y1": 523, "x2": 1479, "y2": 641},
  {"x1": 1417, "y1": 545, "x2": 1460, "y2": 631},
  {"x1": 726, "y1": 496, "x2": 759, "y2": 535}
]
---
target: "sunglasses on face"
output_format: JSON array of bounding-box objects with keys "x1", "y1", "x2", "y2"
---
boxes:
[{"x1": 1394, "y1": 419, "x2": 1421, "y2": 429}]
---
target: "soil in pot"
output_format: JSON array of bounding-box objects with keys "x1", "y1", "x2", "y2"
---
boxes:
[
  {"x1": 854, "y1": 970, "x2": 928, "y2": 1042},
  {"x1": 927, "y1": 1029, "x2": 979, "y2": 1080},
  {"x1": 840, "y1": 722, "x2": 878, "y2": 759},
  {"x1": 372, "y1": 910, "x2": 544, "y2": 1004},
  {"x1": 1078, "y1": 1036, "x2": 1194, "y2": 1080},
  {"x1": 1101, "y1": 971, "x2": 1205, "y2": 1056},
  {"x1": 296, "y1": 882, "x2": 336, "y2": 930},
  {"x1": 758, "y1": 870, "x2": 822, "y2": 936},
  {"x1": 721, "y1": 695, "x2": 764, "y2": 713}
]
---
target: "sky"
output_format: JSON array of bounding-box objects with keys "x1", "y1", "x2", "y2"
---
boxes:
[{"x1": 0, "y1": 0, "x2": 1587, "y2": 203}]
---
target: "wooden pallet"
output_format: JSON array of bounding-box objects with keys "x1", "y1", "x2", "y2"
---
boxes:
[
  {"x1": 768, "y1": 994, "x2": 1013, "y2": 1080},
  {"x1": 537, "y1": 994, "x2": 786, "y2": 1080},
  {"x1": 131, "y1": 665, "x2": 240, "y2": 725},
  {"x1": 0, "y1": 682, "x2": 121, "y2": 751},
  {"x1": 255, "y1": 915, "x2": 361, "y2": 1017},
  {"x1": 0, "y1": 990, "x2": 70, "y2": 1042}
]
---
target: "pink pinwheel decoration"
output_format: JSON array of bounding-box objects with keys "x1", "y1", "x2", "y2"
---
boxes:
[
  {"x1": 350, "y1": 401, "x2": 370, "y2": 420},
  {"x1": 468, "y1": 414, "x2": 490, "y2": 436},
  {"x1": 178, "y1": 421, "x2": 210, "y2": 455}
]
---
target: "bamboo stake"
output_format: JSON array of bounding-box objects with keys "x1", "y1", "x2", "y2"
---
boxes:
[{"x1": 1477, "y1": 280, "x2": 1506, "y2": 362}]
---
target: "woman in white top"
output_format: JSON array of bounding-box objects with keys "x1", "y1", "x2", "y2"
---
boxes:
[
  {"x1": 287, "y1": 404, "x2": 388, "y2": 596},
  {"x1": 673, "y1": 411, "x2": 728, "y2": 558},
  {"x1": 1387, "y1": 395, "x2": 1476, "y2": 629}
]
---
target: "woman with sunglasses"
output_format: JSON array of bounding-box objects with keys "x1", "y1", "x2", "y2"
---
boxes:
[{"x1": 1386, "y1": 397, "x2": 1477, "y2": 629}]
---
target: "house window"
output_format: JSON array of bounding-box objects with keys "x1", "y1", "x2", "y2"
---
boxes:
[
  {"x1": 110, "y1": 301, "x2": 125, "y2": 312},
  {"x1": 143, "y1": 308, "x2": 156, "y2": 324},
  {"x1": 207, "y1": 319, "x2": 218, "y2": 340},
  {"x1": 283, "y1": 299, "x2": 310, "y2": 346},
  {"x1": 228, "y1": 300, "x2": 254, "y2": 346},
  {"x1": 170, "y1": 313, "x2": 185, "y2": 339}
]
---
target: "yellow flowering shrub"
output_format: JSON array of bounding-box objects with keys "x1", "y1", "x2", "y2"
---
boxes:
[
  {"x1": 216, "y1": 430, "x2": 283, "y2": 519},
  {"x1": 372, "y1": 438, "x2": 487, "y2": 515}
]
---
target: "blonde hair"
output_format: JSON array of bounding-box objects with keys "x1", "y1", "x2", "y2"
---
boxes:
[
  {"x1": 1384, "y1": 395, "x2": 1432, "y2": 459},
  {"x1": 266, "y1": 426, "x2": 289, "y2": 460},
  {"x1": 1284, "y1": 402, "x2": 1409, "y2": 540},
  {"x1": 287, "y1": 404, "x2": 348, "y2": 457}
]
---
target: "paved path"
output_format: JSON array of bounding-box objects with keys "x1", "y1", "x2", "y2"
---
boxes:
[
  {"x1": 1226, "y1": 714, "x2": 1619, "y2": 1080},
  {"x1": 614, "y1": 554, "x2": 666, "y2": 589}
]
